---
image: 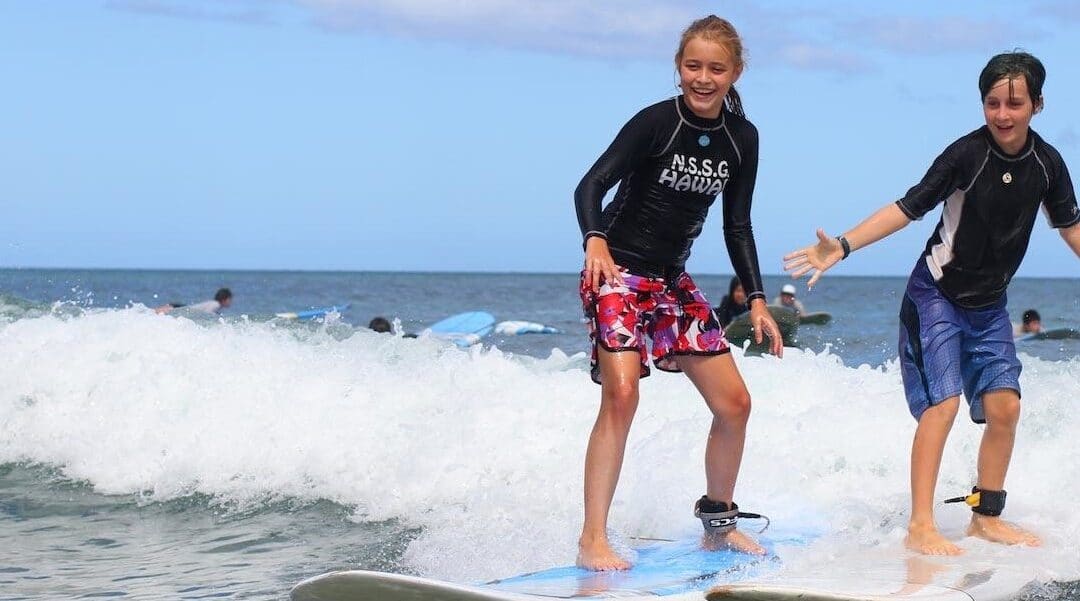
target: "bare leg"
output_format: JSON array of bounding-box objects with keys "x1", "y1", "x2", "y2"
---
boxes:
[
  {"x1": 906, "y1": 396, "x2": 963, "y2": 555},
  {"x1": 676, "y1": 353, "x2": 764, "y2": 555},
  {"x1": 577, "y1": 348, "x2": 641, "y2": 571},
  {"x1": 966, "y1": 389, "x2": 1040, "y2": 547}
]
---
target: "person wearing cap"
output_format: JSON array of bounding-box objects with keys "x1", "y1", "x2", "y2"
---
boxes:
[{"x1": 772, "y1": 283, "x2": 805, "y2": 315}]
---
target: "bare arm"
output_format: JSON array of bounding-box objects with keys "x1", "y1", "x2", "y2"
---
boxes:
[
  {"x1": 1061, "y1": 222, "x2": 1080, "y2": 258},
  {"x1": 783, "y1": 203, "x2": 912, "y2": 288}
]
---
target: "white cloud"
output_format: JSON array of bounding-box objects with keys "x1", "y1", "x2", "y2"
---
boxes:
[
  {"x1": 298, "y1": 0, "x2": 699, "y2": 59},
  {"x1": 101, "y1": 1, "x2": 889, "y2": 73},
  {"x1": 843, "y1": 15, "x2": 1043, "y2": 55},
  {"x1": 299, "y1": 0, "x2": 882, "y2": 73},
  {"x1": 773, "y1": 43, "x2": 869, "y2": 74}
]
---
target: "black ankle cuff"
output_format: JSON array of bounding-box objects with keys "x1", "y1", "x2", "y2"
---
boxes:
[
  {"x1": 971, "y1": 487, "x2": 1006, "y2": 516},
  {"x1": 696, "y1": 495, "x2": 737, "y2": 513},
  {"x1": 944, "y1": 486, "x2": 1006, "y2": 516}
]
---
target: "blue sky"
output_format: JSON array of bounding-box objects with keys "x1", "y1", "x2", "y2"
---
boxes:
[{"x1": 3, "y1": 0, "x2": 1079, "y2": 277}]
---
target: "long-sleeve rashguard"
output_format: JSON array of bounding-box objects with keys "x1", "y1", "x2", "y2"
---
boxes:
[{"x1": 575, "y1": 96, "x2": 766, "y2": 302}]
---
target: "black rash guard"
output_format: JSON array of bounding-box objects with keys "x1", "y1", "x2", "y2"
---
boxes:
[
  {"x1": 575, "y1": 96, "x2": 766, "y2": 302},
  {"x1": 897, "y1": 126, "x2": 1079, "y2": 308}
]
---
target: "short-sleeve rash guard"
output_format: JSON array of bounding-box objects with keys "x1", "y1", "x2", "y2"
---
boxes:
[
  {"x1": 896, "y1": 126, "x2": 1079, "y2": 308},
  {"x1": 574, "y1": 96, "x2": 766, "y2": 302}
]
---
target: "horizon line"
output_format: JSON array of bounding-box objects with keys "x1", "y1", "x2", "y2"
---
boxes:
[{"x1": 1, "y1": 265, "x2": 1077, "y2": 281}]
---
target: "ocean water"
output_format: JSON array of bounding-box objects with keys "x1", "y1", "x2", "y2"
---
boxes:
[{"x1": 2, "y1": 268, "x2": 1079, "y2": 600}]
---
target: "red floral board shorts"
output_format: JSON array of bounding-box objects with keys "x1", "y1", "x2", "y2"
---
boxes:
[{"x1": 579, "y1": 270, "x2": 729, "y2": 384}]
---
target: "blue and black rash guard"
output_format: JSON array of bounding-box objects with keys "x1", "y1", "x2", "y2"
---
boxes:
[
  {"x1": 897, "y1": 126, "x2": 1079, "y2": 308},
  {"x1": 575, "y1": 96, "x2": 766, "y2": 302}
]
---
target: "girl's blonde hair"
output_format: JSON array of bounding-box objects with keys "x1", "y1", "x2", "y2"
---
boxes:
[{"x1": 675, "y1": 15, "x2": 746, "y2": 117}]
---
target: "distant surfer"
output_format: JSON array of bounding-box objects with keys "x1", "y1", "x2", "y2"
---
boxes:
[
  {"x1": 368, "y1": 315, "x2": 417, "y2": 338},
  {"x1": 368, "y1": 316, "x2": 392, "y2": 333},
  {"x1": 155, "y1": 287, "x2": 233, "y2": 315},
  {"x1": 713, "y1": 276, "x2": 749, "y2": 327},
  {"x1": 1014, "y1": 309, "x2": 1043, "y2": 336},
  {"x1": 784, "y1": 52, "x2": 1080, "y2": 555},
  {"x1": 574, "y1": 15, "x2": 781, "y2": 570},
  {"x1": 772, "y1": 283, "x2": 805, "y2": 315}
]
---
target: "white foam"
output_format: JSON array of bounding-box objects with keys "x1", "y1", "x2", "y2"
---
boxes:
[{"x1": 2, "y1": 309, "x2": 1079, "y2": 582}]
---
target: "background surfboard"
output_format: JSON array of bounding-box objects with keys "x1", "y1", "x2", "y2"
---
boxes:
[
  {"x1": 1017, "y1": 327, "x2": 1080, "y2": 342},
  {"x1": 424, "y1": 310, "x2": 496, "y2": 347},
  {"x1": 494, "y1": 320, "x2": 561, "y2": 335},
  {"x1": 723, "y1": 306, "x2": 799, "y2": 352},
  {"x1": 798, "y1": 312, "x2": 832, "y2": 326},
  {"x1": 275, "y1": 304, "x2": 350, "y2": 320}
]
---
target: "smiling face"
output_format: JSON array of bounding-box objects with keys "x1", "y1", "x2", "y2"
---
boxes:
[
  {"x1": 983, "y1": 75, "x2": 1039, "y2": 155},
  {"x1": 677, "y1": 36, "x2": 741, "y2": 119}
]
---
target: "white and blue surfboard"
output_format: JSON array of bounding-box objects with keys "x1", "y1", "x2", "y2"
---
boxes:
[
  {"x1": 275, "y1": 304, "x2": 350, "y2": 320},
  {"x1": 290, "y1": 531, "x2": 1039, "y2": 601},
  {"x1": 494, "y1": 320, "x2": 561, "y2": 336},
  {"x1": 424, "y1": 311, "x2": 496, "y2": 347},
  {"x1": 290, "y1": 536, "x2": 796, "y2": 601}
]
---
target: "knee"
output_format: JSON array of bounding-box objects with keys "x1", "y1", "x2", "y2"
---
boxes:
[
  {"x1": 602, "y1": 381, "x2": 639, "y2": 420},
  {"x1": 983, "y1": 393, "x2": 1020, "y2": 430},
  {"x1": 924, "y1": 397, "x2": 960, "y2": 424},
  {"x1": 712, "y1": 390, "x2": 751, "y2": 425}
]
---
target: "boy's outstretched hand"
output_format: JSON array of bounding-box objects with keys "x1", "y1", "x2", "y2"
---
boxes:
[{"x1": 783, "y1": 228, "x2": 845, "y2": 289}]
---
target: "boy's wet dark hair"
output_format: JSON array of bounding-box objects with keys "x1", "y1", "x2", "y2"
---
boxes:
[
  {"x1": 1022, "y1": 309, "x2": 1041, "y2": 324},
  {"x1": 978, "y1": 52, "x2": 1045, "y2": 105},
  {"x1": 214, "y1": 288, "x2": 232, "y2": 303}
]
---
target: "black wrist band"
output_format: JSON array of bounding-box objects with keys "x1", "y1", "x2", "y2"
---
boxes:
[{"x1": 837, "y1": 235, "x2": 851, "y2": 260}]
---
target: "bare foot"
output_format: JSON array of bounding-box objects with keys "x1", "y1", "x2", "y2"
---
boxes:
[
  {"x1": 702, "y1": 528, "x2": 766, "y2": 555},
  {"x1": 967, "y1": 515, "x2": 1041, "y2": 547},
  {"x1": 577, "y1": 536, "x2": 631, "y2": 571},
  {"x1": 905, "y1": 523, "x2": 963, "y2": 556}
]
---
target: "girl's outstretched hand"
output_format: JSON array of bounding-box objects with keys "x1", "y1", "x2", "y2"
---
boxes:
[
  {"x1": 749, "y1": 299, "x2": 783, "y2": 358},
  {"x1": 783, "y1": 228, "x2": 845, "y2": 289},
  {"x1": 584, "y1": 237, "x2": 624, "y2": 292}
]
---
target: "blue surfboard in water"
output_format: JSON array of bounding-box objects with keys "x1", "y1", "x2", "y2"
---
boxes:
[
  {"x1": 425, "y1": 311, "x2": 496, "y2": 347},
  {"x1": 275, "y1": 304, "x2": 350, "y2": 320}
]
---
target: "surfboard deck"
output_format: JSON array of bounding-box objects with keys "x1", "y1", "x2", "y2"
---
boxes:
[
  {"x1": 291, "y1": 536, "x2": 802, "y2": 601},
  {"x1": 425, "y1": 311, "x2": 496, "y2": 347}
]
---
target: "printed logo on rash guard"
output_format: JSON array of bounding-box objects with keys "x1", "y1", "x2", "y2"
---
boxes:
[{"x1": 658, "y1": 153, "x2": 730, "y2": 194}]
